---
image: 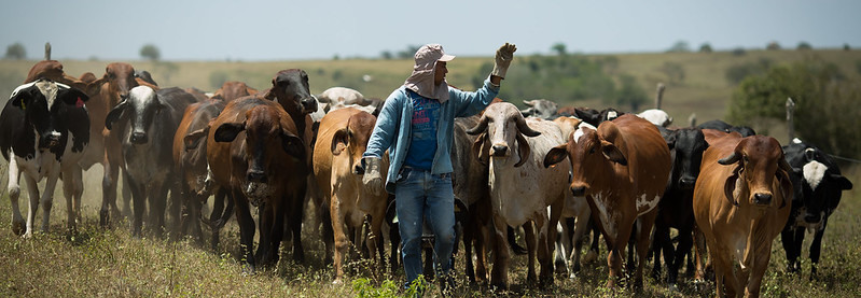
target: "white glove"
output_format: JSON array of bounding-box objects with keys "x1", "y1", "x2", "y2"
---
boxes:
[
  {"x1": 362, "y1": 157, "x2": 383, "y2": 196},
  {"x1": 491, "y1": 42, "x2": 517, "y2": 79}
]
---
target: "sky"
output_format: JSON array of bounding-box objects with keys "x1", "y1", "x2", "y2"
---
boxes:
[{"x1": 2, "y1": 0, "x2": 859, "y2": 61}]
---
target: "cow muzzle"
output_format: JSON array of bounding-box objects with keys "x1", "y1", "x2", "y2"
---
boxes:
[
  {"x1": 804, "y1": 212, "x2": 822, "y2": 224},
  {"x1": 130, "y1": 131, "x2": 148, "y2": 144},
  {"x1": 752, "y1": 193, "x2": 772, "y2": 205},
  {"x1": 490, "y1": 143, "x2": 510, "y2": 157},
  {"x1": 247, "y1": 169, "x2": 267, "y2": 183},
  {"x1": 302, "y1": 97, "x2": 318, "y2": 114},
  {"x1": 679, "y1": 176, "x2": 696, "y2": 189},
  {"x1": 570, "y1": 184, "x2": 588, "y2": 197}
]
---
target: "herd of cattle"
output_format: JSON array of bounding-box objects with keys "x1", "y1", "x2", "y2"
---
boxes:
[{"x1": 0, "y1": 59, "x2": 854, "y2": 297}]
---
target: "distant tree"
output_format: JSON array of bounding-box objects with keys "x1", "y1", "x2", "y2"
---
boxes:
[
  {"x1": 731, "y1": 47, "x2": 747, "y2": 56},
  {"x1": 4, "y1": 43, "x2": 26, "y2": 60},
  {"x1": 397, "y1": 45, "x2": 421, "y2": 59},
  {"x1": 140, "y1": 44, "x2": 160, "y2": 61},
  {"x1": 660, "y1": 61, "x2": 685, "y2": 85},
  {"x1": 725, "y1": 58, "x2": 773, "y2": 85},
  {"x1": 766, "y1": 41, "x2": 781, "y2": 50},
  {"x1": 844, "y1": 43, "x2": 851, "y2": 51},
  {"x1": 551, "y1": 42, "x2": 567, "y2": 56},
  {"x1": 729, "y1": 59, "x2": 860, "y2": 158},
  {"x1": 612, "y1": 74, "x2": 648, "y2": 111},
  {"x1": 332, "y1": 54, "x2": 340, "y2": 61},
  {"x1": 699, "y1": 43, "x2": 713, "y2": 53},
  {"x1": 856, "y1": 60, "x2": 861, "y2": 76},
  {"x1": 797, "y1": 41, "x2": 812, "y2": 50},
  {"x1": 380, "y1": 50, "x2": 393, "y2": 60},
  {"x1": 667, "y1": 40, "x2": 691, "y2": 53}
]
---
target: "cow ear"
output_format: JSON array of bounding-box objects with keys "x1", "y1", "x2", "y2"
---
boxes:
[
  {"x1": 543, "y1": 144, "x2": 568, "y2": 168},
  {"x1": 183, "y1": 127, "x2": 209, "y2": 151},
  {"x1": 514, "y1": 132, "x2": 531, "y2": 168},
  {"x1": 59, "y1": 87, "x2": 89, "y2": 106},
  {"x1": 601, "y1": 140, "x2": 627, "y2": 166},
  {"x1": 724, "y1": 167, "x2": 741, "y2": 207},
  {"x1": 281, "y1": 129, "x2": 306, "y2": 160},
  {"x1": 833, "y1": 174, "x2": 853, "y2": 190},
  {"x1": 472, "y1": 132, "x2": 489, "y2": 166},
  {"x1": 331, "y1": 128, "x2": 348, "y2": 156},
  {"x1": 105, "y1": 100, "x2": 128, "y2": 130},
  {"x1": 664, "y1": 132, "x2": 677, "y2": 150},
  {"x1": 776, "y1": 168, "x2": 792, "y2": 209},
  {"x1": 214, "y1": 122, "x2": 245, "y2": 142}
]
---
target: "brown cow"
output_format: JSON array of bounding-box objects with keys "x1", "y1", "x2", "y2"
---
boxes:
[
  {"x1": 207, "y1": 97, "x2": 308, "y2": 268},
  {"x1": 544, "y1": 113, "x2": 672, "y2": 289},
  {"x1": 693, "y1": 134, "x2": 792, "y2": 298},
  {"x1": 212, "y1": 81, "x2": 258, "y2": 102},
  {"x1": 173, "y1": 99, "x2": 228, "y2": 247},
  {"x1": 313, "y1": 107, "x2": 388, "y2": 283}
]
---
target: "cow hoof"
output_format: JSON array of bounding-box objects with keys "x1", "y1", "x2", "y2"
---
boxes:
[
  {"x1": 11, "y1": 219, "x2": 25, "y2": 236},
  {"x1": 584, "y1": 250, "x2": 598, "y2": 263},
  {"x1": 667, "y1": 283, "x2": 679, "y2": 293},
  {"x1": 332, "y1": 278, "x2": 343, "y2": 285}
]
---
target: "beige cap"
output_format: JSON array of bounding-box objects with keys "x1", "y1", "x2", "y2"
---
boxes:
[{"x1": 414, "y1": 44, "x2": 455, "y2": 69}]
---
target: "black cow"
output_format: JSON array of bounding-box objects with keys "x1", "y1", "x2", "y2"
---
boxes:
[
  {"x1": 781, "y1": 139, "x2": 853, "y2": 277},
  {"x1": 106, "y1": 86, "x2": 196, "y2": 238},
  {"x1": 697, "y1": 119, "x2": 756, "y2": 137},
  {"x1": 0, "y1": 79, "x2": 90, "y2": 236},
  {"x1": 650, "y1": 127, "x2": 709, "y2": 289},
  {"x1": 573, "y1": 107, "x2": 625, "y2": 127}
]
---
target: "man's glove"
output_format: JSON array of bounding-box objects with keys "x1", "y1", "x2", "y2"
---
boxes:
[
  {"x1": 491, "y1": 42, "x2": 517, "y2": 79},
  {"x1": 362, "y1": 157, "x2": 383, "y2": 196}
]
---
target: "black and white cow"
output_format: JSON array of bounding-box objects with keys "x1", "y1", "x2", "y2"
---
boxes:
[
  {"x1": 0, "y1": 79, "x2": 90, "y2": 237},
  {"x1": 106, "y1": 86, "x2": 196, "y2": 238},
  {"x1": 780, "y1": 138, "x2": 853, "y2": 276}
]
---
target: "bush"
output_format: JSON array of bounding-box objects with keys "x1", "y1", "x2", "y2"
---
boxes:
[
  {"x1": 728, "y1": 58, "x2": 861, "y2": 159},
  {"x1": 140, "y1": 44, "x2": 160, "y2": 61},
  {"x1": 797, "y1": 42, "x2": 813, "y2": 51},
  {"x1": 4, "y1": 43, "x2": 26, "y2": 60},
  {"x1": 699, "y1": 43, "x2": 713, "y2": 53},
  {"x1": 660, "y1": 61, "x2": 685, "y2": 85},
  {"x1": 725, "y1": 58, "x2": 773, "y2": 85}
]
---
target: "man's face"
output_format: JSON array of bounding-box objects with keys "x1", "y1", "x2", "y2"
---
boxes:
[{"x1": 434, "y1": 61, "x2": 448, "y2": 86}]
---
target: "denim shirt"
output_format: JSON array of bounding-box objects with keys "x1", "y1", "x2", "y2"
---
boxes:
[{"x1": 363, "y1": 77, "x2": 499, "y2": 194}]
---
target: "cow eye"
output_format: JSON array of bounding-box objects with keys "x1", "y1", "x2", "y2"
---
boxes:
[{"x1": 588, "y1": 147, "x2": 596, "y2": 154}]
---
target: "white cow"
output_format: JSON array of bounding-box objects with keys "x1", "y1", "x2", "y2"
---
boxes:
[
  {"x1": 467, "y1": 102, "x2": 569, "y2": 289},
  {"x1": 637, "y1": 109, "x2": 673, "y2": 127}
]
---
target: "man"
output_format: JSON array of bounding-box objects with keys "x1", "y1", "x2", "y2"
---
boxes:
[{"x1": 362, "y1": 42, "x2": 516, "y2": 291}]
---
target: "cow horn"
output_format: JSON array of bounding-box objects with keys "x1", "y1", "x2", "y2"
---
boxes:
[
  {"x1": 466, "y1": 114, "x2": 488, "y2": 135},
  {"x1": 718, "y1": 152, "x2": 740, "y2": 165},
  {"x1": 515, "y1": 115, "x2": 541, "y2": 137}
]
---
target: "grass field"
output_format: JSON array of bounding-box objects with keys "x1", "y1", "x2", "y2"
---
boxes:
[{"x1": 1, "y1": 49, "x2": 861, "y2": 297}]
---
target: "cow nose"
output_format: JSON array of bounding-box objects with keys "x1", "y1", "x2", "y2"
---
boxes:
[
  {"x1": 753, "y1": 193, "x2": 772, "y2": 205},
  {"x1": 130, "y1": 132, "x2": 148, "y2": 144},
  {"x1": 805, "y1": 212, "x2": 821, "y2": 223},
  {"x1": 491, "y1": 145, "x2": 508, "y2": 156},
  {"x1": 302, "y1": 97, "x2": 318, "y2": 113},
  {"x1": 679, "y1": 176, "x2": 696, "y2": 189},
  {"x1": 354, "y1": 163, "x2": 365, "y2": 175},
  {"x1": 571, "y1": 185, "x2": 586, "y2": 197},
  {"x1": 247, "y1": 170, "x2": 267, "y2": 183}
]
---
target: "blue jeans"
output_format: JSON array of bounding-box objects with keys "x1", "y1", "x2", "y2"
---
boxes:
[{"x1": 395, "y1": 167, "x2": 456, "y2": 286}]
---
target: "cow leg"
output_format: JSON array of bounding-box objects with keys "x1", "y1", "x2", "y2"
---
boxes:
[
  {"x1": 320, "y1": 200, "x2": 335, "y2": 265},
  {"x1": 462, "y1": 211, "x2": 477, "y2": 283},
  {"x1": 7, "y1": 159, "x2": 25, "y2": 236},
  {"x1": 367, "y1": 213, "x2": 386, "y2": 282},
  {"x1": 330, "y1": 194, "x2": 349, "y2": 283},
  {"x1": 22, "y1": 174, "x2": 41, "y2": 238},
  {"x1": 554, "y1": 220, "x2": 571, "y2": 277},
  {"x1": 209, "y1": 188, "x2": 233, "y2": 251},
  {"x1": 670, "y1": 224, "x2": 694, "y2": 289},
  {"x1": 523, "y1": 221, "x2": 538, "y2": 285},
  {"x1": 489, "y1": 214, "x2": 511, "y2": 290},
  {"x1": 541, "y1": 198, "x2": 562, "y2": 287},
  {"x1": 121, "y1": 168, "x2": 133, "y2": 221},
  {"x1": 634, "y1": 210, "x2": 658, "y2": 291},
  {"x1": 585, "y1": 220, "x2": 600, "y2": 264},
  {"x1": 570, "y1": 207, "x2": 591, "y2": 278},
  {"x1": 100, "y1": 153, "x2": 122, "y2": 227},
  {"x1": 62, "y1": 166, "x2": 84, "y2": 234},
  {"x1": 650, "y1": 220, "x2": 667, "y2": 282},
  {"x1": 606, "y1": 218, "x2": 633, "y2": 289},
  {"x1": 288, "y1": 188, "x2": 306, "y2": 263},
  {"x1": 150, "y1": 181, "x2": 169, "y2": 238},
  {"x1": 126, "y1": 174, "x2": 146, "y2": 238},
  {"x1": 265, "y1": 199, "x2": 286, "y2": 269},
  {"x1": 746, "y1": 237, "x2": 775, "y2": 298},
  {"x1": 233, "y1": 193, "x2": 256, "y2": 268},
  {"x1": 37, "y1": 169, "x2": 62, "y2": 235},
  {"x1": 781, "y1": 228, "x2": 802, "y2": 273},
  {"x1": 809, "y1": 220, "x2": 828, "y2": 278},
  {"x1": 692, "y1": 225, "x2": 709, "y2": 282}
]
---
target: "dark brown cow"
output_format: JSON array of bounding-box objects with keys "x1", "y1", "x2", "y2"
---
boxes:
[
  {"x1": 693, "y1": 134, "x2": 792, "y2": 298},
  {"x1": 173, "y1": 99, "x2": 228, "y2": 247},
  {"x1": 312, "y1": 107, "x2": 388, "y2": 283},
  {"x1": 207, "y1": 97, "x2": 308, "y2": 268},
  {"x1": 212, "y1": 81, "x2": 258, "y2": 102},
  {"x1": 544, "y1": 114, "x2": 671, "y2": 289}
]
